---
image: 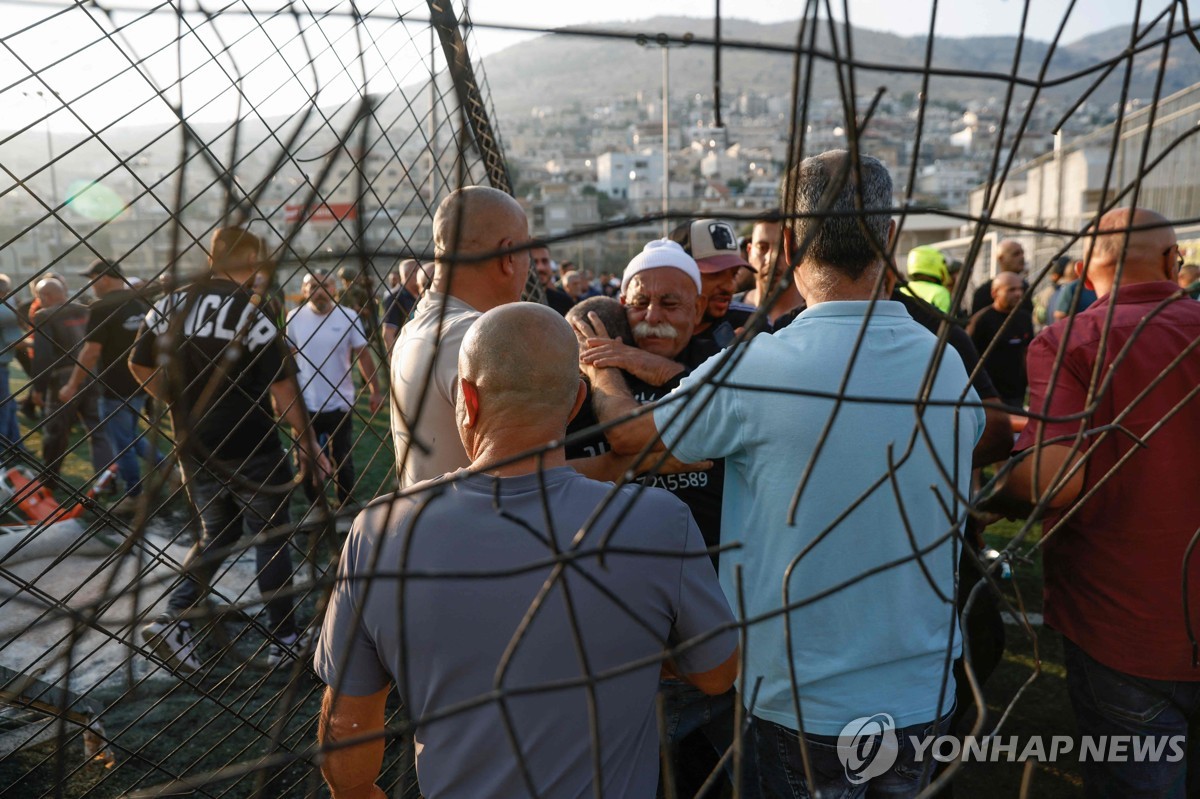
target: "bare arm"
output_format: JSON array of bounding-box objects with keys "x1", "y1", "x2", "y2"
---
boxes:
[
  {"x1": 684, "y1": 648, "x2": 740, "y2": 696},
  {"x1": 127, "y1": 360, "x2": 165, "y2": 403},
  {"x1": 571, "y1": 450, "x2": 712, "y2": 482},
  {"x1": 382, "y1": 324, "x2": 398, "y2": 359},
  {"x1": 586, "y1": 366, "x2": 664, "y2": 456},
  {"x1": 351, "y1": 344, "x2": 383, "y2": 414},
  {"x1": 982, "y1": 442, "x2": 1085, "y2": 519},
  {"x1": 571, "y1": 312, "x2": 667, "y2": 455},
  {"x1": 318, "y1": 686, "x2": 389, "y2": 799},
  {"x1": 59, "y1": 341, "x2": 102, "y2": 403},
  {"x1": 972, "y1": 403, "x2": 1013, "y2": 467},
  {"x1": 579, "y1": 338, "x2": 685, "y2": 387},
  {"x1": 270, "y1": 375, "x2": 333, "y2": 482}
]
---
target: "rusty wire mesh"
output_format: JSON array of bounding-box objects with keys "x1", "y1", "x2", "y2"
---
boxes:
[{"x1": 0, "y1": 0, "x2": 1198, "y2": 797}]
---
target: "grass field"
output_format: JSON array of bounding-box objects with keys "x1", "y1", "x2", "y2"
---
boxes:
[{"x1": 0, "y1": 367, "x2": 1089, "y2": 797}]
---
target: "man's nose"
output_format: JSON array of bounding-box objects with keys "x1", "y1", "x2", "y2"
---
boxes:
[{"x1": 644, "y1": 301, "x2": 666, "y2": 325}]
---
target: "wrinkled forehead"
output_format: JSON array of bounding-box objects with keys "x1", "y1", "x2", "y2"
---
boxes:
[{"x1": 625, "y1": 267, "x2": 697, "y2": 301}]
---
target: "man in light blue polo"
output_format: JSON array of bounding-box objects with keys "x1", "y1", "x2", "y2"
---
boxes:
[{"x1": 580, "y1": 150, "x2": 983, "y2": 797}]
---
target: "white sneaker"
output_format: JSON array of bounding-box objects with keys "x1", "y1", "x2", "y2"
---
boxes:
[
  {"x1": 141, "y1": 617, "x2": 200, "y2": 675},
  {"x1": 267, "y1": 628, "x2": 313, "y2": 669}
]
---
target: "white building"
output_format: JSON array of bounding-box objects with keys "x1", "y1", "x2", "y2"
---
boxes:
[{"x1": 595, "y1": 151, "x2": 663, "y2": 200}]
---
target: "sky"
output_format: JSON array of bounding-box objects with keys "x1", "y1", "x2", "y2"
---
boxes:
[
  {"x1": 0, "y1": 0, "x2": 1157, "y2": 136},
  {"x1": 464, "y1": 0, "x2": 1143, "y2": 57}
]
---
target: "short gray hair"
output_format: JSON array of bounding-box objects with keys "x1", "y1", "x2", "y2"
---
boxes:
[{"x1": 788, "y1": 149, "x2": 893, "y2": 281}]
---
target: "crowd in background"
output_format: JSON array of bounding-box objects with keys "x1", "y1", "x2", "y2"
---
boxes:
[{"x1": 0, "y1": 148, "x2": 1198, "y2": 798}]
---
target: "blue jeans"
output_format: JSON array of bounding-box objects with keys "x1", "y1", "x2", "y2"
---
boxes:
[
  {"x1": 753, "y1": 710, "x2": 952, "y2": 799},
  {"x1": 168, "y1": 451, "x2": 298, "y2": 638},
  {"x1": 659, "y1": 680, "x2": 760, "y2": 797},
  {"x1": 98, "y1": 395, "x2": 161, "y2": 496},
  {"x1": 0, "y1": 365, "x2": 21, "y2": 453},
  {"x1": 1063, "y1": 637, "x2": 1200, "y2": 799}
]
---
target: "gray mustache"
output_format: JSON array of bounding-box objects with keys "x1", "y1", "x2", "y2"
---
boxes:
[{"x1": 633, "y1": 321, "x2": 678, "y2": 340}]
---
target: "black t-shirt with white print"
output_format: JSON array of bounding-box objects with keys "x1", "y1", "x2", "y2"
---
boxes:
[
  {"x1": 130, "y1": 277, "x2": 296, "y2": 461},
  {"x1": 567, "y1": 337, "x2": 726, "y2": 563}
]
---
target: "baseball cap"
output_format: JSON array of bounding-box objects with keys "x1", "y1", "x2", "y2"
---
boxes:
[
  {"x1": 621, "y1": 239, "x2": 702, "y2": 296},
  {"x1": 80, "y1": 258, "x2": 124, "y2": 279},
  {"x1": 669, "y1": 219, "x2": 751, "y2": 273}
]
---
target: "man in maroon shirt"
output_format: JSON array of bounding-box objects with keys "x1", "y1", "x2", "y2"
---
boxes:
[{"x1": 989, "y1": 207, "x2": 1200, "y2": 797}]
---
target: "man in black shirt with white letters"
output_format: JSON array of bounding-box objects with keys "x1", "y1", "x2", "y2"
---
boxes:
[{"x1": 129, "y1": 226, "x2": 330, "y2": 676}]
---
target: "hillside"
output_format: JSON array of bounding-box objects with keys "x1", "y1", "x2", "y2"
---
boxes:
[{"x1": 481, "y1": 16, "x2": 1200, "y2": 116}]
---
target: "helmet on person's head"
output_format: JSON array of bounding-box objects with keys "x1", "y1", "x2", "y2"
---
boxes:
[{"x1": 906, "y1": 246, "x2": 949, "y2": 285}]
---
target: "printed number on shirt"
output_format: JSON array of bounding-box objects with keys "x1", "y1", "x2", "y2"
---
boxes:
[{"x1": 644, "y1": 472, "x2": 708, "y2": 492}]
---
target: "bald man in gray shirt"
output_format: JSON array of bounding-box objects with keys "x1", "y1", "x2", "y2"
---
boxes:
[{"x1": 316, "y1": 303, "x2": 738, "y2": 799}]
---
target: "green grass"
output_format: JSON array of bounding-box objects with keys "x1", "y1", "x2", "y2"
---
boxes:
[{"x1": 950, "y1": 519, "x2": 1084, "y2": 798}]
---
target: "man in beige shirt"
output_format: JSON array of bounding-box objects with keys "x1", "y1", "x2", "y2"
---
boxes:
[{"x1": 390, "y1": 187, "x2": 531, "y2": 488}]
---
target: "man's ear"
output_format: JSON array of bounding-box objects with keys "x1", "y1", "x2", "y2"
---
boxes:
[
  {"x1": 460, "y1": 378, "x2": 481, "y2": 428},
  {"x1": 566, "y1": 378, "x2": 588, "y2": 425},
  {"x1": 1164, "y1": 245, "x2": 1180, "y2": 281},
  {"x1": 693, "y1": 293, "x2": 706, "y2": 325},
  {"x1": 885, "y1": 219, "x2": 897, "y2": 249},
  {"x1": 881, "y1": 258, "x2": 898, "y2": 297},
  {"x1": 496, "y1": 237, "x2": 515, "y2": 276}
]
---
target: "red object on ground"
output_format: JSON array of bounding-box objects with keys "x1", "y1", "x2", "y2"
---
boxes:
[{"x1": 1, "y1": 467, "x2": 64, "y2": 523}]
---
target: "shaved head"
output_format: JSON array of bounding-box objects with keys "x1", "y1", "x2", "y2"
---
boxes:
[
  {"x1": 398, "y1": 258, "x2": 421, "y2": 283},
  {"x1": 433, "y1": 186, "x2": 528, "y2": 268},
  {"x1": 1080, "y1": 207, "x2": 1177, "y2": 295},
  {"x1": 991, "y1": 271, "x2": 1023, "y2": 292},
  {"x1": 35, "y1": 278, "x2": 66, "y2": 306},
  {"x1": 431, "y1": 186, "x2": 531, "y2": 310},
  {"x1": 1087, "y1": 207, "x2": 1175, "y2": 262},
  {"x1": 996, "y1": 239, "x2": 1026, "y2": 273},
  {"x1": 991, "y1": 270, "x2": 1025, "y2": 311},
  {"x1": 458, "y1": 302, "x2": 581, "y2": 430}
]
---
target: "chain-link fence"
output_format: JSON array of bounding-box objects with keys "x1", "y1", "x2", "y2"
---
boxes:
[{"x1": 2, "y1": 1, "x2": 1199, "y2": 798}]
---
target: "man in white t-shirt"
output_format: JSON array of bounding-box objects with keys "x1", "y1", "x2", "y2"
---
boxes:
[{"x1": 287, "y1": 270, "x2": 382, "y2": 506}]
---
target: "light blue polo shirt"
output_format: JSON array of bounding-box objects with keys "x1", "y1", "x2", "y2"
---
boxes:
[{"x1": 654, "y1": 300, "x2": 983, "y2": 736}]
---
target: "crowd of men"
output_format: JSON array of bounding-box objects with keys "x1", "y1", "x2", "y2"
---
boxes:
[
  {"x1": 313, "y1": 158, "x2": 1200, "y2": 799},
  {"x1": 2, "y1": 145, "x2": 1197, "y2": 798}
]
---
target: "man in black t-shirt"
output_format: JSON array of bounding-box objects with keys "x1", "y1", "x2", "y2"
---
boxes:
[
  {"x1": 129, "y1": 226, "x2": 330, "y2": 676},
  {"x1": 970, "y1": 238, "x2": 1034, "y2": 316},
  {"x1": 32, "y1": 277, "x2": 115, "y2": 484},
  {"x1": 568, "y1": 241, "x2": 754, "y2": 797},
  {"x1": 968, "y1": 271, "x2": 1035, "y2": 408},
  {"x1": 532, "y1": 246, "x2": 575, "y2": 316},
  {"x1": 381, "y1": 258, "x2": 422, "y2": 356},
  {"x1": 59, "y1": 258, "x2": 158, "y2": 506}
]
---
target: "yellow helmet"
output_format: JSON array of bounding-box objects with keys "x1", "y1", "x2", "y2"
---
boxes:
[{"x1": 907, "y1": 246, "x2": 949, "y2": 285}]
